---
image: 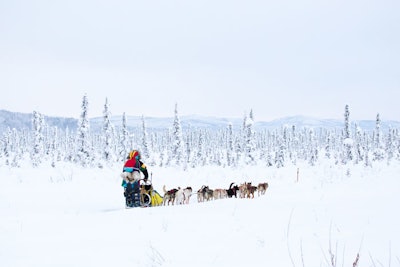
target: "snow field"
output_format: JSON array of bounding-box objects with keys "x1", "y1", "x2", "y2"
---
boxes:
[{"x1": 1, "y1": 161, "x2": 399, "y2": 266}]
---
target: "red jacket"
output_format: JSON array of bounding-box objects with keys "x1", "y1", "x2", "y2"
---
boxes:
[{"x1": 123, "y1": 158, "x2": 148, "y2": 179}]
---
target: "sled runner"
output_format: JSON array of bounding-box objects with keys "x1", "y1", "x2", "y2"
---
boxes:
[
  {"x1": 124, "y1": 179, "x2": 163, "y2": 208},
  {"x1": 140, "y1": 179, "x2": 163, "y2": 207}
]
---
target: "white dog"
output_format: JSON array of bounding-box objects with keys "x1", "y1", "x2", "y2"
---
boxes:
[
  {"x1": 120, "y1": 171, "x2": 141, "y2": 183},
  {"x1": 175, "y1": 187, "x2": 193, "y2": 205}
]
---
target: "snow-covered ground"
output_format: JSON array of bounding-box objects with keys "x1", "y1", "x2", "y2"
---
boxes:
[{"x1": 1, "y1": 161, "x2": 399, "y2": 267}]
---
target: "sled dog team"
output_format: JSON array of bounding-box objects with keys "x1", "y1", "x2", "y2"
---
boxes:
[
  {"x1": 162, "y1": 181, "x2": 269, "y2": 206},
  {"x1": 120, "y1": 150, "x2": 269, "y2": 207}
]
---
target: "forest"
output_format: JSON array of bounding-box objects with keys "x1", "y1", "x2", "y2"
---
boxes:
[{"x1": 1, "y1": 95, "x2": 399, "y2": 170}]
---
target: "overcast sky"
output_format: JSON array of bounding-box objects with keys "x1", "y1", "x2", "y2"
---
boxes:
[{"x1": 1, "y1": 0, "x2": 399, "y2": 121}]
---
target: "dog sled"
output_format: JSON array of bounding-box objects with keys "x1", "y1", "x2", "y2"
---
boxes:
[{"x1": 124, "y1": 179, "x2": 163, "y2": 208}]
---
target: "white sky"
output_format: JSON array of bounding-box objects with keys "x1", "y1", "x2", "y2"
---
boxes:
[{"x1": 1, "y1": 0, "x2": 399, "y2": 121}]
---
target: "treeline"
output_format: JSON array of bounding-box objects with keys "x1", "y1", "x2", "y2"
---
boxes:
[{"x1": 1, "y1": 95, "x2": 399, "y2": 169}]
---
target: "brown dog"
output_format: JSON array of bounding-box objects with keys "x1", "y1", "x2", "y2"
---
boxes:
[
  {"x1": 197, "y1": 185, "x2": 213, "y2": 202},
  {"x1": 245, "y1": 182, "x2": 257, "y2": 198},
  {"x1": 257, "y1": 182, "x2": 269, "y2": 196},
  {"x1": 213, "y1": 188, "x2": 227, "y2": 200},
  {"x1": 163, "y1": 185, "x2": 179, "y2": 206}
]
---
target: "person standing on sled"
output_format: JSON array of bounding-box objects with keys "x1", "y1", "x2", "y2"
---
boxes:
[{"x1": 121, "y1": 150, "x2": 149, "y2": 207}]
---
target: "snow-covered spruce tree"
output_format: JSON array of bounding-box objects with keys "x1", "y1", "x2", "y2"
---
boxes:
[
  {"x1": 275, "y1": 131, "x2": 285, "y2": 168},
  {"x1": 186, "y1": 127, "x2": 200, "y2": 168},
  {"x1": 216, "y1": 129, "x2": 227, "y2": 167},
  {"x1": 372, "y1": 113, "x2": 384, "y2": 161},
  {"x1": 47, "y1": 126, "x2": 59, "y2": 167},
  {"x1": 240, "y1": 112, "x2": 247, "y2": 154},
  {"x1": 386, "y1": 127, "x2": 395, "y2": 164},
  {"x1": 355, "y1": 126, "x2": 369, "y2": 163},
  {"x1": 170, "y1": 103, "x2": 184, "y2": 166},
  {"x1": 31, "y1": 111, "x2": 45, "y2": 167},
  {"x1": 140, "y1": 115, "x2": 150, "y2": 160},
  {"x1": 362, "y1": 131, "x2": 372, "y2": 167},
  {"x1": 226, "y1": 123, "x2": 235, "y2": 167},
  {"x1": 234, "y1": 135, "x2": 242, "y2": 164},
  {"x1": 275, "y1": 143, "x2": 285, "y2": 168},
  {"x1": 287, "y1": 125, "x2": 297, "y2": 165},
  {"x1": 2, "y1": 128, "x2": 11, "y2": 166},
  {"x1": 75, "y1": 94, "x2": 92, "y2": 167},
  {"x1": 249, "y1": 109, "x2": 255, "y2": 122},
  {"x1": 266, "y1": 151, "x2": 273, "y2": 167},
  {"x1": 158, "y1": 135, "x2": 168, "y2": 167},
  {"x1": 197, "y1": 130, "x2": 206, "y2": 167},
  {"x1": 308, "y1": 128, "x2": 318, "y2": 166},
  {"x1": 148, "y1": 132, "x2": 158, "y2": 166},
  {"x1": 102, "y1": 98, "x2": 115, "y2": 165},
  {"x1": 364, "y1": 148, "x2": 371, "y2": 167},
  {"x1": 395, "y1": 129, "x2": 400, "y2": 160},
  {"x1": 214, "y1": 147, "x2": 224, "y2": 167},
  {"x1": 184, "y1": 129, "x2": 192, "y2": 170},
  {"x1": 187, "y1": 130, "x2": 196, "y2": 168},
  {"x1": 63, "y1": 127, "x2": 75, "y2": 162},
  {"x1": 118, "y1": 112, "x2": 130, "y2": 162},
  {"x1": 11, "y1": 128, "x2": 24, "y2": 167},
  {"x1": 164, "y1": 129, "x2": 173, "y2": 167},
  {"x1": 325, "y1": 131, "x2": 333, "y2": 159},
  {"x1": 282, "y1": 125, "x2": 294, "y2": 163},
  {"x1": 354, "y1": 124, "x2": 364, "y2": 164},
  {"x1": 342, "y1": 104, "x2": 353, "y2": 164},
  {"x1": 0, "y1": 136, "x2": 3, "y2": 163},
  {"x1": 330, "y1": 128, "x2": 342, "y2": 164},
  {"x1": 244, "y1": 110, "x2": 256, "y2": 165},
  {"x1": 261, "y1": 130, "x2": 274, "y2": 167}
]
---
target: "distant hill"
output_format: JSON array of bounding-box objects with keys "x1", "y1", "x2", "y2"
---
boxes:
[
  {"x1": 256, "y1": 115, "x2": 400, "y2": 132},
  {"x1": 0, "y1": 110, "x2": 77, "y2": 133},
  {"x1": 1, "y1": 109, "x2": 399, "y2": 134}
]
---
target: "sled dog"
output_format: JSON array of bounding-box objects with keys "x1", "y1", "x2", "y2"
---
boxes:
[
  {"x1": 162, "y1": 185, "x2": 178, "y2": 206},
  {"x1": 176, "y1": 186, "x2": 193, "y2": 205},
  {"x1": 257, "y1": 182, "x2": 269, "y2": 196},
  {"x1": 246, "y1": 182, "x2": 257, "y2": 198},
  {"x1": 239, "y1": 182, "x2": 257, "y2": 198},
  {"x1": 197, "y1": 185, "x2": 213, "y2": 202},
  {"x1": 227, "y1": 182, "x2": 239, "y2": 198},
  {"x1": 213, "y1": 188, "x2": 227, "y2": 200}
]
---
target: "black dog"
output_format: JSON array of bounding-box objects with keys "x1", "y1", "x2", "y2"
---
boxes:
[{"x1": 227, "y1": 182, "x2": 239, "y2": 198}]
